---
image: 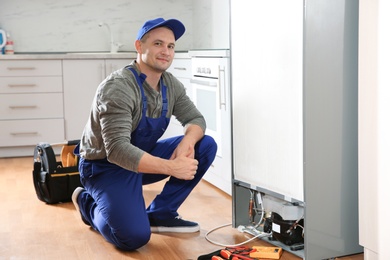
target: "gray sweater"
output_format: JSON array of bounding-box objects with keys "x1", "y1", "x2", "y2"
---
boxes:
[{"x1": 79, "y1": 60, "x2": 206, "y2": 172}]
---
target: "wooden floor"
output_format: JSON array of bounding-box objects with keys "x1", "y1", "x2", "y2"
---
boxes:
[{"x1": 0, "y1": 157, "x2": 363, "y2": 260}]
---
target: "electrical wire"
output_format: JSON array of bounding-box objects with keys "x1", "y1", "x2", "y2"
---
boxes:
[
  {"x1": 286, "y1": 213, "x2": 305, "y2": 238},
  {"x1": 205, "y1": 190, "x2": 271, "y2": 247},
  {"x1": 252, "y1": 191, "x2": 265, "y2": 229},
  {"x1": 204, "y1": 222, "x2": 272, "y2": 247}
]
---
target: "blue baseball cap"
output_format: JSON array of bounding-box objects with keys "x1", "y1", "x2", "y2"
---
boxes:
[{"x1": 136, "y1": 18, "x2": 186, "y2": 41}]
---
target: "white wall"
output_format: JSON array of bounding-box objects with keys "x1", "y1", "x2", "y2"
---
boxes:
[
  {"x1": 359, "y1": 0, "x2": 390, "y2": 259},
  {"x1": 192, "y1": 0, "x2": 230, "y2": 50},
  {"x1": 0, "y1": 0, "x2": 230, "y2": 53}
]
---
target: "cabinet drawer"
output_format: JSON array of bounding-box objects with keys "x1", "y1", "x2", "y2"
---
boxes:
[
  {"x1": 0, "y1": 60, "x2": 62, "y2": 76},
  {"x1": 0, "y1": 76, "x2": 63, "y2": 94},
  {"x1": 105, "y1": 59, "x2": 130, "y2": 75},
  {"x1": 168, "y1": 58, "x2": 191, "y2": 78},
  {"x1": 0, "y1": 93, "x2": 64, "y2": 120},
  {"x1": 0, "y1": 118, "x2": 65, "y2": 147}
]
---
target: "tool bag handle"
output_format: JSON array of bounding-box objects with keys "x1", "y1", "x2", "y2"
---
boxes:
[{"x1": 33, "y1": 140, "x2": 80, "y2": 174}]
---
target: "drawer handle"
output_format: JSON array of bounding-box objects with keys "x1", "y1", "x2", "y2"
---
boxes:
[
  {"x1": 9, "y1": 105, "x2": 38, "y2": 109},
  {"x1": 8, "y1": 84, "x2": 37, "y2": 88},
  {"x1": 7, "y1": 67, "x2": 36, "y2": 71},
  {"x1": 10, "y1": 132, "x2": 39, "y2": 136},
  {"x1": 173, "y1": 67, "x2": 187, "y2": 71}
]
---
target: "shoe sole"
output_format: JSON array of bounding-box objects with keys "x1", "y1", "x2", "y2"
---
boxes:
[
  {"x1": 150, "y1": 225, "x2": 200, "y2": 233},
  {"x1": 71, "y1": 187, "x2": 91, "y2": 226},
  {"x1": 71, "y1": 187, "x2": 84, "y2": 212}
]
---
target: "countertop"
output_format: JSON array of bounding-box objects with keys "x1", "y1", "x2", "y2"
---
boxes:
[{"x1": 0, "y1": 51, "x2": 191, "y2": 60}]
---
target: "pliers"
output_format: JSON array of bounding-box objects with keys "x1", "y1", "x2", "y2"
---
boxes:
[{"x1": 224, "y1": 246, "x2": 257, "y2": 260}]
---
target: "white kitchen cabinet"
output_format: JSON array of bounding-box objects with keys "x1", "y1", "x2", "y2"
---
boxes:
[
  {"x1": 0, "y1": 60, "x2": 62, "y2": 77},
  {"x1": 0, "y1": 60, "x2": 65, "y2": 157},
  {"x1": 0, "y1": 93, "x2": 63, "y2": 120},
  {"x1": 105, "y1": 59, "x2": 130, "y2": 76},
  {"x1": 0, "y1": 119, "x2": 64, "y2": 147},
  {"x1": 63, "y1": 59, "x2": 130, "y2": 140},
  {"x1": 63, "y1": 59, "x2": 104, "y2": 141},
  {"x1": 358, "y1": 1, "x2": 390, "y2": 259}
]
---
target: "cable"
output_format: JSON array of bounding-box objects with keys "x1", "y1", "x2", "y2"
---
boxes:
[
  {"x1": 286, "y1": 213, "x2": 304, "y2": 237},
  {"x1": 205, "y1": 223, "x2": 272, "y2": 247},
  {"x1": 205, "y1": 190, "x2": 271, "y2": 247},
  {"x1": 253, "y1": 191, "x2": 265, "y2": 229},
  {"x1": 249, "y1": 190, "x2": 255, "y2": 225}
]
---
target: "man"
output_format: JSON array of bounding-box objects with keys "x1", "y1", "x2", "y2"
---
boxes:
[{"x1": 71, "y1": 17, "x2": 217, "y2": 251}]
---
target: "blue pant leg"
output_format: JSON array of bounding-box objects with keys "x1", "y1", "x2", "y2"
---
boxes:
[
  {"x1": 142, "y1": 135, "x2": 184, "y2": 185},
  {"x1": 145, "y1": 135, "x2": 217, "y2": 219},
  {"x1": 78, "y1": 158, "x2": 151, "y2": 251}
]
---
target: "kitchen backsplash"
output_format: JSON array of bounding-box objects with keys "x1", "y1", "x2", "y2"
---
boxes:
[{"x1": 0, "y1": 0, "x2": 229, "y2": 53}]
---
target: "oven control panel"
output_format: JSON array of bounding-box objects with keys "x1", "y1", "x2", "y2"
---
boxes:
[
  {"x1": 196, "y1": 67, "x2": 212, "y2": 75},
  {"x1": 191, "y1": 58, "x2": 220, "y2": 78}
]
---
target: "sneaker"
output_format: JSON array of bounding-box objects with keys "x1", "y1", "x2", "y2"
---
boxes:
[
  {"x1": 149, "y1": 215, "x2": 200, "y2": 233},
  {"x1": 71, "y1": 187, "x2": 90, "y2": 226}
]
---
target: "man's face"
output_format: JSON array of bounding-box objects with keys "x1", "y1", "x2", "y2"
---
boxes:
[{"x1": 139, "y1": 27, "x2": 176, "y2": 73}]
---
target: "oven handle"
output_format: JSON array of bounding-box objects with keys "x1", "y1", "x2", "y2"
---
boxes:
[
  {"x1": 190, "y1": 74, "x2": 226, "y2": 110},
  {"x1": 218, "y1": 66, "x2": 226, "y2": 110},
  {"x1": 190, "y1": 78, "x2": 217, "y2": 87}
]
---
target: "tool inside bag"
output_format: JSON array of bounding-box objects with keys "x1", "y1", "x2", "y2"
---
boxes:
[{"x1": 32, "y1": 140, "x2": 82, "y2": 204}]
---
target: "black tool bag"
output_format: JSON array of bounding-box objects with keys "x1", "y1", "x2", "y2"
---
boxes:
[{"x1": 32, "y1": 140, "x2": 82, "y2": 204}]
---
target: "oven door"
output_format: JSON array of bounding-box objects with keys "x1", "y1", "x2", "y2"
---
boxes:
[{"x1": 191, "y1": 76, "x2": 222, "y2": 157}]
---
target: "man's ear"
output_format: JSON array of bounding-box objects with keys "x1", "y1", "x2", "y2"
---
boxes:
[{"x1": 134, "y1": 40, "x2": 142, "y2": 53}]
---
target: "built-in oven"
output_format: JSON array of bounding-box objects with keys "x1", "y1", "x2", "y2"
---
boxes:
[
  {"x1": 189, "y1": 50, "x2": 232, "y2": 194},
  {"x1": 191, "y1": 57, "x2": 226, "y2": 157}
]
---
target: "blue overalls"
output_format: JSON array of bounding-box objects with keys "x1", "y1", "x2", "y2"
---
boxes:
[{"x1": 76, "y1": 68, "x2": 217, "y2": 251}]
